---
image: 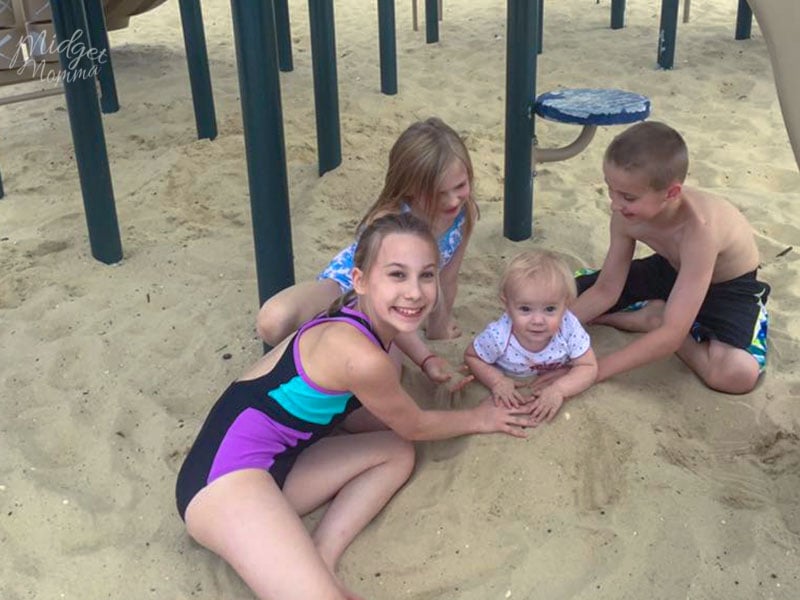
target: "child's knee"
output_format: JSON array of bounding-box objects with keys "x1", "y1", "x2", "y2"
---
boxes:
[
  {"x1": 256, "y1": 302, "x2": 293, "y2": 345},
  {"x1": 703, "y1": 353, "x2": 760, "y2": 394},
  {"x1": 388, "y1": 435, "x2": 416, "y2": 477}
]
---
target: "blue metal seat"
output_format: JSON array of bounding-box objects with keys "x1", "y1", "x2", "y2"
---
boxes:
[{"x1": 532, "y1": 87, "x2": 650, "y2": 163}]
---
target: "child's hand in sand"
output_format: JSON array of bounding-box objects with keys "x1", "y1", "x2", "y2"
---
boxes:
[
  {"x1": 530, "y1": 385, "x2": 565, "y2": 423},
  {"x1": 474, "y1": 396, "x2": 538, "y2": 438},
  {"x1": 491, "y1": 376, "x2": 530, "y2": 409},
  {"x1": 423, "y1": 356, "x2": 474, "y2": 392}
]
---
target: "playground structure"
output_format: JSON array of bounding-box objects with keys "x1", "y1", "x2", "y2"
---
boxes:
[
  {"x1": 0, "y1": 0, "x2": 216, "y2": 264},
  {"x1": 2, "y1": 0, "x2": 798, "y2": 317}
]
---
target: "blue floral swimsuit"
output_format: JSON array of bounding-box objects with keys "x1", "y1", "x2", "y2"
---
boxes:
[{"x1": 318, "y1": 205, "x2": 467, "y2": 292}]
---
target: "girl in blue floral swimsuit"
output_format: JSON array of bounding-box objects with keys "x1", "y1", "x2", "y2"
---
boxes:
[{"x1": 257, "y1": 117, "x2": 480, "y2": 386}]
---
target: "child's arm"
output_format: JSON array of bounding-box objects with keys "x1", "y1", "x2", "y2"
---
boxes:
[
  {"x1": 346, "y1": 337, "x2": 537, "y2": 440},
  {"x1": 464, "y1": 342, "x2": 528, "y2": 408},
  {"x1": 426, "y1": 232, "x2": 469, "y2": 339},
  {"x1": 571, "y1": 216, "x2": 637, "y2": 324},
  {"x1": 596, "y1": 235, "x2": 716, "y2": 382},
  {"x1": 394, "y1": 331, "x2": 471, "y2": 390},
  {"x1": 530, "y1": 348, "x2": 598, "y2": 422}
]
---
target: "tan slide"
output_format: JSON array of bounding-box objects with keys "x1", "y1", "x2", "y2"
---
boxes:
[{"x1": 748, "y1": 0, "x2": 800, "y2": 171}]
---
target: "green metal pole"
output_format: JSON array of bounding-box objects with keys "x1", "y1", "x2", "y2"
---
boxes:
[
  {"x1": 611, "y1": 0, "x2": 625, "y2": 30},
  {"x1": 425, "y1": 0, "x2": 438, "y2": 43},
  {"x1": 657, "y1": 0, "x2": 679, "y2": 69},
  {"x1": 0, "y1": 167, "x2": 4, "y2": 199},
  {"x1": 308, "y1": 0, "x2": 341, "y2": 175},
  {"x1": 537, "y1": 0, "x2": 543, "y2": 54},
  {"x1": 377, "y1": 0, "x2": 397, "y2": 95},
  {"x1": 735, "y1": 0, "x2": 752, "y2": 40},
  {"x1": 83, "y1": 0, "x2": 119, "y2": 113},
  {"x1": 179, "y1": 0, "x2": 218, "y2": 140},
  {"x1": 230, "y1": 0, "x2": 295, "y2": 309},
  {"x1": 50, "y1": 0, "x2": 122, "y2": 264},
  {"x1": 275, "y1": 0, "x2": 293, "y2": 71},
  {"x1": 503, "y1": 0, "x2": 538, "y2": 241}
]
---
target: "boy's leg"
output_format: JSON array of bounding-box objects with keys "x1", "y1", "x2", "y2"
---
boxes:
[
  {"x1": 676, "y1": 337, "x2": 761, "y2": 394},
  {"x1": 575, "y1": 255, "x2": 676, "y2": 321},
  {"x1": 678, "y1": 276, "x2": 769, "y2": 394},
  {"x1": 256, "y1": 279, "x2": 343, "y2": 345}
]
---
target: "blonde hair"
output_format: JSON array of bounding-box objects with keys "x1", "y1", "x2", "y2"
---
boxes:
[
  {"x1": 604, "y1": 121, "x2": 689, "y2": 191},
  {"x1": 328, "y1": 213, "x2": 440, "y2": 315},
  {"x1": 357, "y1": 117, "x2": 479, "y2": 236},
  {"x1": 499, "y1": 250, "x2": 577, "y2": 303}
]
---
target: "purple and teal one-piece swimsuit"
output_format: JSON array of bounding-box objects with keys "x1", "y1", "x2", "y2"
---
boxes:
[{"x1": 175, "y1": 306, "x2": 386, "y2": 519}]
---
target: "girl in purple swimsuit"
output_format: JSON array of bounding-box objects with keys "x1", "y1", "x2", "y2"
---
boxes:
[
  {"x1": 256, "y1": 118, "x2": 480, "y2": 387},
  {"x1": 178, "y1": 214, "x2": 535, "y2": 600}
]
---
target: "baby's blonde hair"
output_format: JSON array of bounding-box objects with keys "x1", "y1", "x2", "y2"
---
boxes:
[
  {"x1": 499, "y1": 250, "x2": 577, "y2": 303},
  {"x1": 358, "y1": 117, "x2": 479, "y2": 235}
]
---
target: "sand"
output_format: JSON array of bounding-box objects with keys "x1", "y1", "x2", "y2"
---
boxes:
[{"x1": 1, "y1": 1, "x2": 799, "y2": 598}]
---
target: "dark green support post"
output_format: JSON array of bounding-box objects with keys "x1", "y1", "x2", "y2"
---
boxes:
[
  {"x1": 425, "y1": 0, "x2": 438, "y2": 43},
  {"x1": 503, "y1": 0, "x2": 538, "y2": 241},
  {"x1": 377, "y1": 0, "x2": 397, "y2": 95},
  {"x1": 50, "y1": 0, "x2": 122, "y2": 264},
  {"x1": 0, "y1": 168, "x2": 4, "y2": 199},
  {"x1": 230, "y1": 0, "x2": 295, "y2": 312},
  {"x1": 83, "y1": 0, "x2": 118, "y2": 113},
  {"x1": 735, "y1": 0, "x2": 752, "y2": 40},
  {"x1": 308, "y1": 0, "x2": 341, "y2": 175},
  {"x1": 657, "y1": 0, "x2": 679, "y2": 69},
  {"x1": 611, "y1": 0, "x2": 625, "y2": 30},
  {"x1": 274, "y1": 0, "x2": 293, "y2": 71},
  {"x1": 536, "y1": 0, "x2": 543, "y2": 54},
  {"x1": 179, "y1": 0, "x2": 218, "y2": 140}
]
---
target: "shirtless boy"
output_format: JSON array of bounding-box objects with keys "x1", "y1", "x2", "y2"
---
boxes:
[{"x1": 571, "y1": 121, "x2": 770, "y2": 394}]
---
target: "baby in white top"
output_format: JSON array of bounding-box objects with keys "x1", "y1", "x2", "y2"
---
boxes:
[{"x1": 465, "y1": 250, "x2": 598, "y2": 423}]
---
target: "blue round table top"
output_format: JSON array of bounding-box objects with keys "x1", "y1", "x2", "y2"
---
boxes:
[{"x1": 535, "y1": 88, "x2": 651, "y2": 126}]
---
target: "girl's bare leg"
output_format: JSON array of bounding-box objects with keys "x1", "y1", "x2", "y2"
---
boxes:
[
  {"x1": 256, "y1": 279, "x2": 342, "y2": 346},
  {"x1": 283, "y1": 431, "x2": 415, "y2": 571},
  {"x1": 185, "y1": 469, "x2": 347, "y2": 600},
  {"x1": 184, "y1": 431, "x2": 414, "y2": 599}
]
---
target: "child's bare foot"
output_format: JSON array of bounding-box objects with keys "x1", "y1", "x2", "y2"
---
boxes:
[
  {"x1": 592, "y1": 299, "x2": 666, "y2": 332},
  {"x1": 425, "y1": 320, "x2": 462, "y2": 340}
]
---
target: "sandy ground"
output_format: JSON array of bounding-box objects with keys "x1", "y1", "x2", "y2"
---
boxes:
[{"x1": 1, "y1": 1, "x2": 799, "y2": 598}]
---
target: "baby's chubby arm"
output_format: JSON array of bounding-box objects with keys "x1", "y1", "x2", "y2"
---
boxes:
[
  {"x1": 531, "y1": 348, "x2": 598, "y2": 422},
  {"x1": 464, "y1": 342, "x2": 529, "y2": 408},
  {"x1": 572, "y1": 216, "x2": 636, "y2": 324}
]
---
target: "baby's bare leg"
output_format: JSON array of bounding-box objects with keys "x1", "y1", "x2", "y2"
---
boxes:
[
  {"x1": 677, "y1": 337, "x2": 761, "y2": 394},
  {"x1": 592, "y1": 299, "x2": 666, "y2": 332},
  {"x1": 256, "y1": 279, "x2": 342, "y2": 345}
]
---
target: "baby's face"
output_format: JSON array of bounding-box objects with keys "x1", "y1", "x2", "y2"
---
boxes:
[{"x1": 504, "y1": 279, "x2": 567, "y2": 353}]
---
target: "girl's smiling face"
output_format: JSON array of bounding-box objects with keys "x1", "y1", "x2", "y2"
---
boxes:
[
  {"x1": 432, "y1": 159, "x2": 470, "y2": 233},
  {"x1": 353, "y1": 232, "x2": 439, "y2": 342}
]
